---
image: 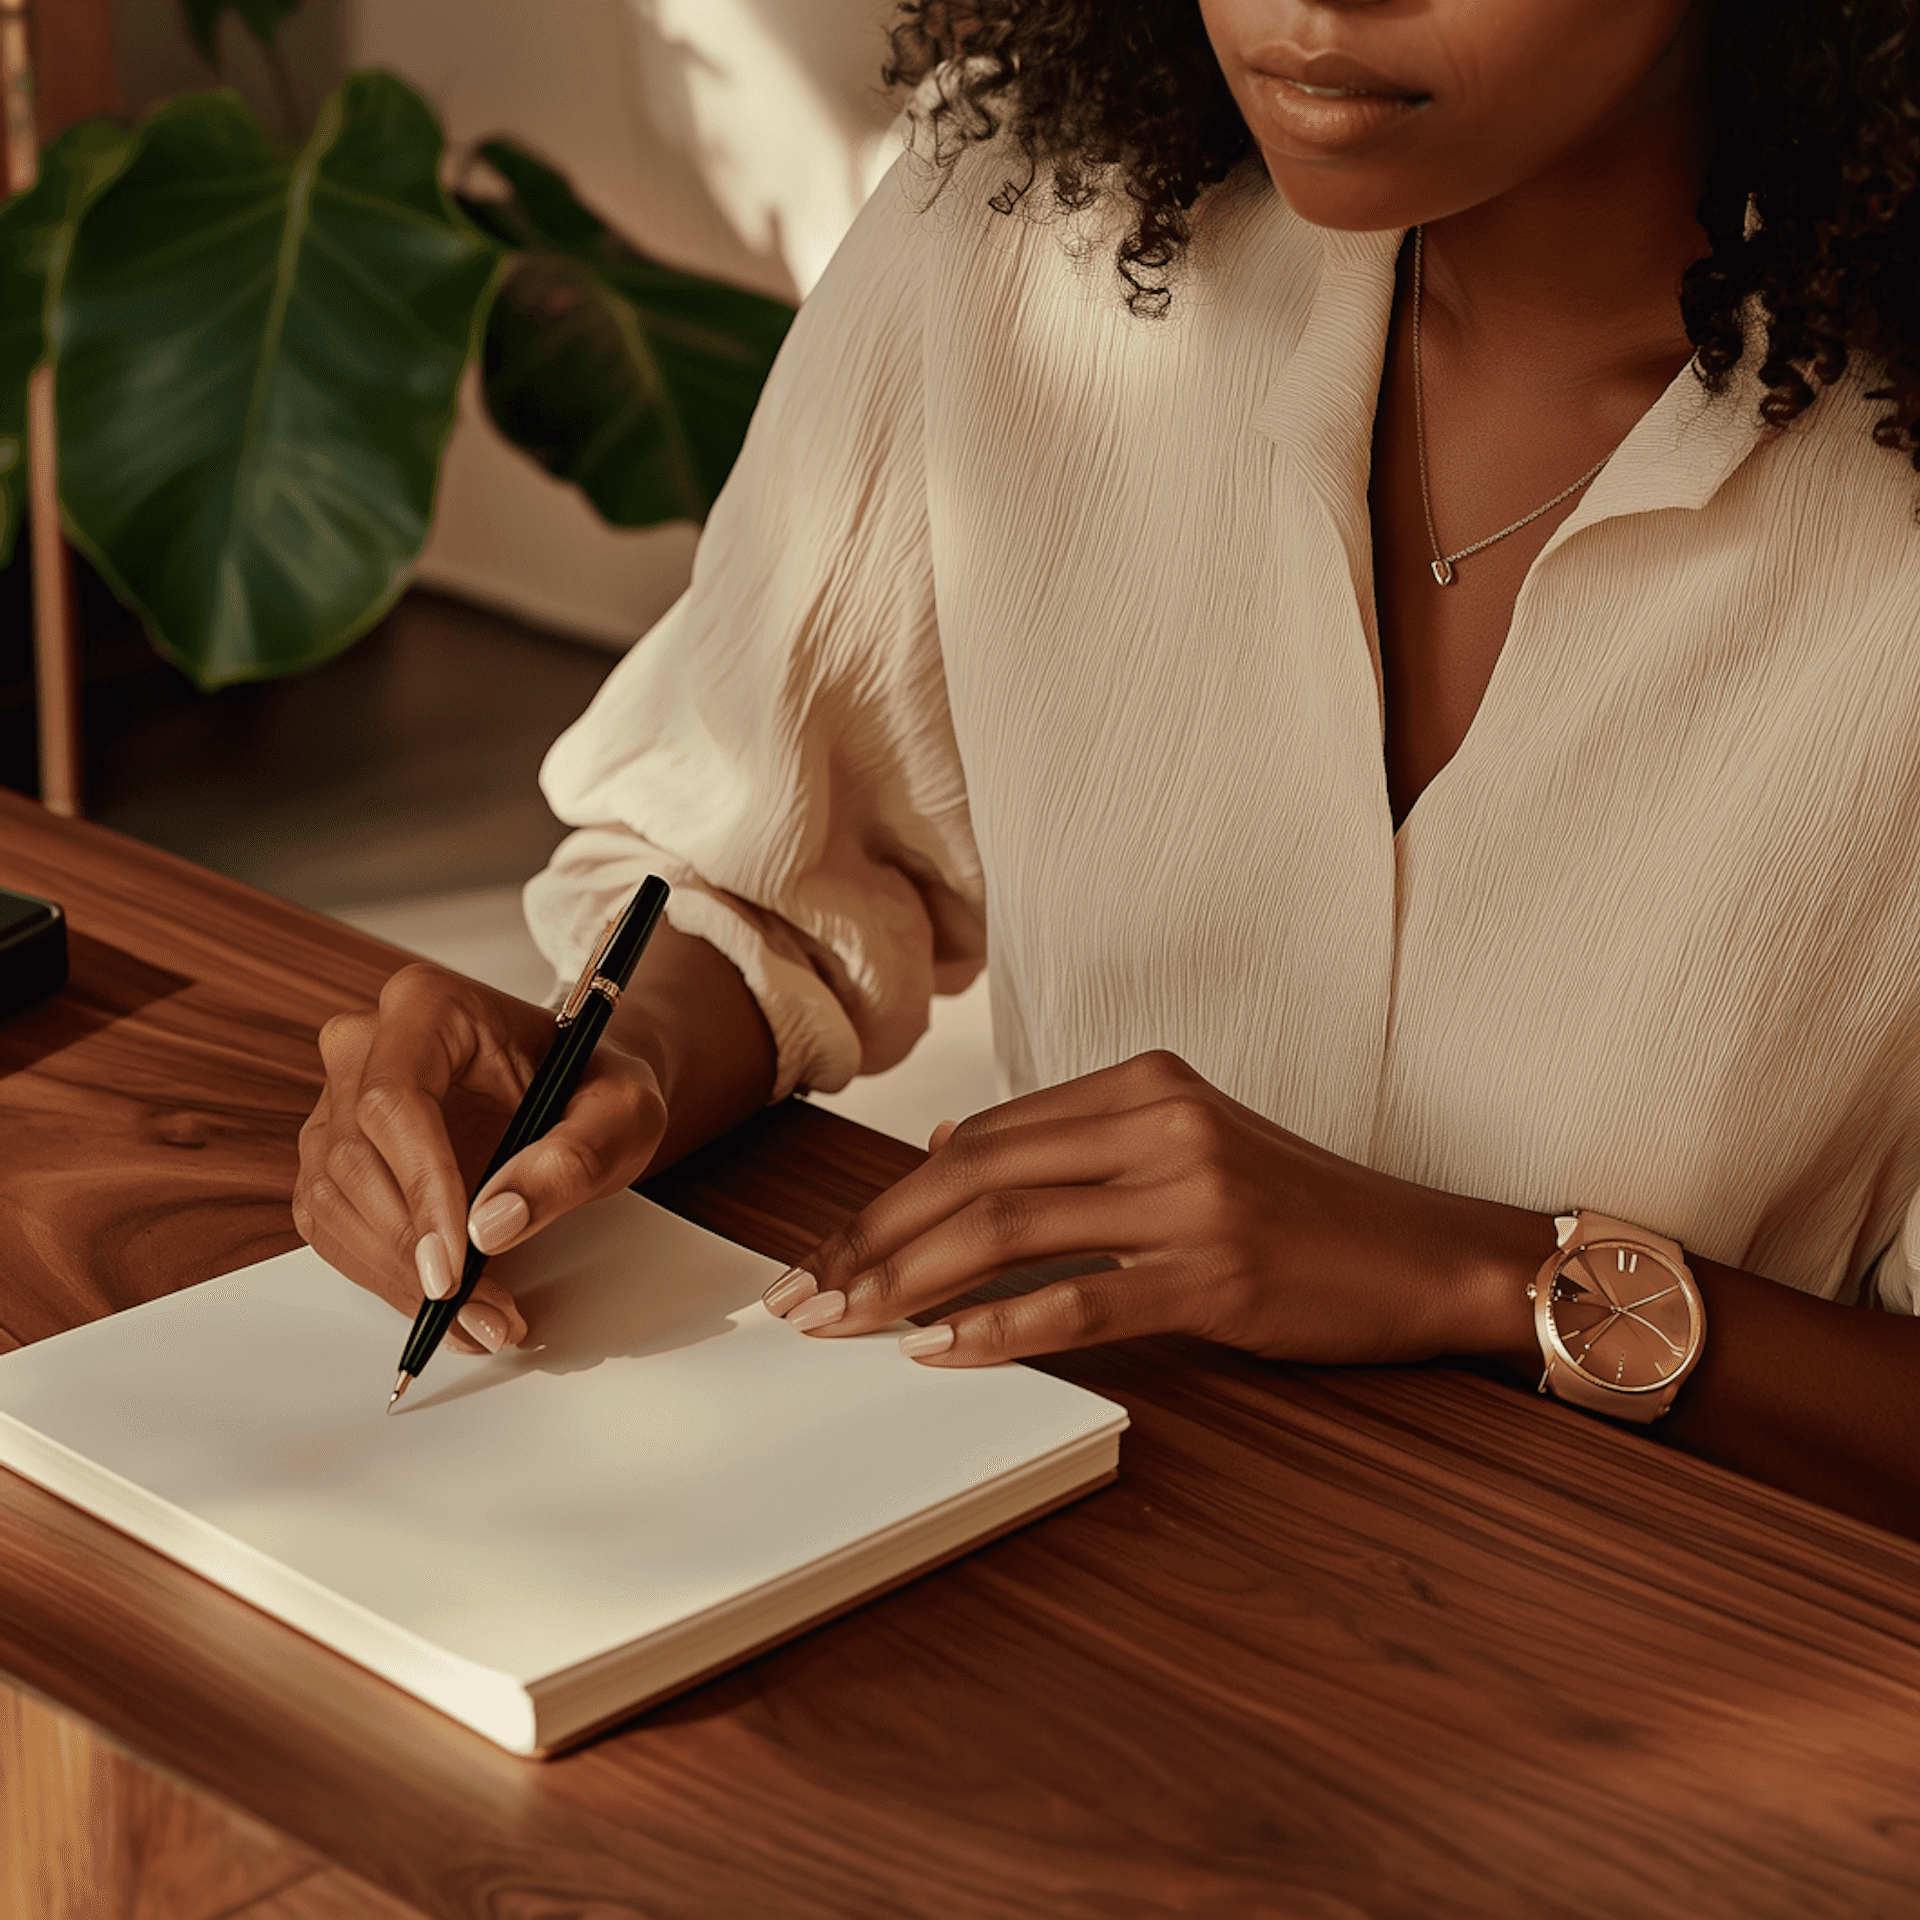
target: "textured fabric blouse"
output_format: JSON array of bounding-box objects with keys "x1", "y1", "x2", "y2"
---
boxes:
[{"x1": 527, "y1": 144, "x2": 1920, "y2": 1318}]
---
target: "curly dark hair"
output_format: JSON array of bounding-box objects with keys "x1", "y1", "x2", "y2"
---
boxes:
[{"x1": 885, "y1": 1, "x2": 1920, "y2": 468}]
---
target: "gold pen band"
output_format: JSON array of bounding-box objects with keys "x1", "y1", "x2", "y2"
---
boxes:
[
  {"x1": 558, "y1": 917, "x2": 625, "y2": 1026},
  {"x1": 559, "y1": 971, "x2": 622, "y2": 1027}
]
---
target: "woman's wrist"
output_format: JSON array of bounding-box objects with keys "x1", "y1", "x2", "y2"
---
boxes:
[
  {"x1": 1432, "y1": 1191, "x2": 1549, "y2": 1365},
  {"x1": 605, "y1": 924, "x2": 778, "y2": 1173}
]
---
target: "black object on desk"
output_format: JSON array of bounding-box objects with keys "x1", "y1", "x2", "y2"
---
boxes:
[
  {"x1": 0, "y1": 887, "x2": 67, "y2": 1021},
  {"x1": 387, "y1": 875, "x2": 671, "y2": 1407}
]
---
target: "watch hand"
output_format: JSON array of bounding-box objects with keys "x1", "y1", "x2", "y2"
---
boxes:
[
  {"x1": 1620, "y1": 1292, "x2": 1677, "y2": 1316},
  {"x1": 1613, "y1": 1306, "x2": 1687, "y2": 1358},
  {"x1": 1571, "y1": 1305, "x2": 1682, "y2": 1367},
  {"x1": 1570, "y1": 1308, "x2": 1623, "y2": 1356},
  {"x1": 1575, "y1": 1253, "x2": 1625, "y2": 1311}
]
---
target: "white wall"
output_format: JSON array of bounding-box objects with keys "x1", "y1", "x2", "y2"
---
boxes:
[{"x1": 345, "y1": 0, "x2": 903, "y2": 647}]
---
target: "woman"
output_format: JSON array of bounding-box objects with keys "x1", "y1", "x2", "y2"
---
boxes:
[{"x1": 296, "y1": 0, "x2": 1920, "y2": 1536}]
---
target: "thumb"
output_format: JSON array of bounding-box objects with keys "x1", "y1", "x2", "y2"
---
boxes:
[{"x1": 465, "y1": 1054, "x2": 668, "y2": 1254}]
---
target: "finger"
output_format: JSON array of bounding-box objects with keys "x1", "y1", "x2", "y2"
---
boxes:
[
  {"x1": 402, "y1": 1186, "x2": 527, "y2": 1347},
  {"x1": 298, "y1": 1144, "x2": 527, "y2": 1347},
  {"x1": 454, "y1": 1282, "x2": 527, "y2": 1352},
  {"x1": 313, "y1": 1081, "x2": 477, "y2": 1309},
  {"x1": 414, "y1": 1233, "x2": 526, "y2": 1350},
  {"x1": 316, "y1": 1007, "x2": 377, "y2": 1078},
  {"x1": 296, "y1": 1109, "x2": 419, "y2": 1315},
  {"x1": 352, "y1": 969, "x2": 537, "y2": 1273},
  {"x1": 803, "y1": 1106, "x2": 1170, "y2": 1297},
  {"x1": 934, "y1": 1049, "x2": 1208, "y2": 1140},
  {"x1": 413, "y1": 1233, "x2": 480, "y2": 1352},
  {"x1": 927, "y1": 1118, "x2": 961, "y2": 1152},
  {"x1": 467, "y1": 1059, "x2": 668, "y2": 1254},
  {"x1": 304, "y1": 982, "x2": 544, "y2": 1347},
  {"x1": 305, "y1": 1016, "x2": 396, "y2": 1236},
  {"x1": 896, "y1": 1261, "x2": 1199, "y2": 1366},
  {"x1": 298, "y1": 1154, "x2": 421, "y2": 1316},
  {"x1": 292, "y1": 1106, "x2": 332, "y2": 1246},
  {"x1": 303, "y1": 1020, "x2": 411, "y2": 1298},
  {"x1": 323, "y1": 1120, "x2": 419, "y2": 1270},
  {"x1": 805, "y1": 1183, "x2": 1168, "y2": 1334}
]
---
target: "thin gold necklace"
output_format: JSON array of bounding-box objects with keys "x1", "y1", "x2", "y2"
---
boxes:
[{"x1": 1410, "y1": 225, "x2": 1611, "y2": 587}]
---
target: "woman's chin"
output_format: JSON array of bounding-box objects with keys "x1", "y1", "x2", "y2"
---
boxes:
[{"x1": 1257, "y1": 152, "x2": 1475, "y2": 236}]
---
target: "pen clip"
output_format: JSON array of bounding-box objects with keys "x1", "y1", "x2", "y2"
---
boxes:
[{"x1": 557, "y1": 915, "x2": 623, "y2": 1027}]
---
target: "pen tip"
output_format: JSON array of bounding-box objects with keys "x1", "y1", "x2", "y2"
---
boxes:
[{"x1": 386, "y1": 1374, "x2": 409, "y2": 1415}]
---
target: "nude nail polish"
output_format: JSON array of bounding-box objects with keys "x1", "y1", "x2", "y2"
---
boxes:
[
  {"x1": 898, "y1": 1324, "x2": 955, "y2": 1359},
  {"x1": 762, "y1": 1267, "x2": 817, "y2": 1316},
  {"x1": 469, "y1": 1191, "x2": 529, "y2": 1253},
  {"x1": 415, "y1": 1232, "x2": 454, "y2": 1301},
  {"x1": 786, "y1": 1289, "x2": 846, "y2": 1333},
  {"x1": 458, "y1": 1305, "x2": 506, "y2": 1352}
]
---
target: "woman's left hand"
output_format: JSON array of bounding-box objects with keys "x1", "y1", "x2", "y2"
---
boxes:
[{"x1": 766, "y1": 1050, "x2": 1543, "y2": 1367}]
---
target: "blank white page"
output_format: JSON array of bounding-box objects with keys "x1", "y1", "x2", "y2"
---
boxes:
[{"x1": 0, "y1": 1193, "x2": 1125, "y2": 1684}]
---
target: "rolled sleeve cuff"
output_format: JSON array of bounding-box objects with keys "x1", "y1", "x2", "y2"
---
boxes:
[
  {"x1": 523, "y1": 828, "x2": 863, "y2": 1104},
  {"x1": 1883, "y1": 1202, "x2": 1920, "y2": 1314}
]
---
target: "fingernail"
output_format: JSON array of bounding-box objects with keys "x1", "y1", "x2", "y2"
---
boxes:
[
  {"x1": 415, "y1": 1233, "x2": 455, "y2": 1301},
  {"x1": 469, "y1": 1191, "x2": 529, "y2": 1253},
  {"x1": 899, "y1": 1323, "x2": 955, "y2": 1360},
  {"x1": 928, "y1": 1118, "x2": 959, "y2": 1149},
  {"x1": 458, "y1": 1304, "x2": 506, "y2": 1352},
  {"x1": 786, "y1": 1289, "x2": 846, "y2": 1333},
  {"x1": 762, "y1": 1266, "x2": 817, "y2": 1316}
]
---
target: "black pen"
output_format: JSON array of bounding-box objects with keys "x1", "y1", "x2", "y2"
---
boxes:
[{"x1": 386, "y1": 875, "x2": 671, "y2": 1412}]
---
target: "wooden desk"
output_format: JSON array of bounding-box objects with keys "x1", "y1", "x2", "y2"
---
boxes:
[{"x1": 3, "y1": 785, "x2": 1919, "y2": 1920}]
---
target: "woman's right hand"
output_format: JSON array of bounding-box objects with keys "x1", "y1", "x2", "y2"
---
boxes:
[{"x1": 292, "y1": 962, "x2": 670, "y2": 1352}]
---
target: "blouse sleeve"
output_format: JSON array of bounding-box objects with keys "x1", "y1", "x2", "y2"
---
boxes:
[
  {"x1": 523, "y1": 153, "x2": 985, "y2": 1102},
  {"x1": 1876, "y1": 1196, "x2": 1920, "y2": 1313}
]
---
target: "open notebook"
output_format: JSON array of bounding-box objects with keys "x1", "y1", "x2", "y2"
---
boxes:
[{"x1": 0, "y1": 1192, "x2": 1126, "y2": 1755}]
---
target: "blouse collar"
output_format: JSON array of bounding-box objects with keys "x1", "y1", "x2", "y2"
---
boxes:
[{"x1": 1250, "y1": 216, "x2": 1774, "y2": 548}]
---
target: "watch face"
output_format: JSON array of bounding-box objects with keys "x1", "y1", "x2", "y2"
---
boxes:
[{"x1": 1544, "y1": 1241, "x2": 1699, "y2": 1392}]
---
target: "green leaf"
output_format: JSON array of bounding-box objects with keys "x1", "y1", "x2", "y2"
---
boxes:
[
  {"x1": 0, "y1": 119, "x2": 134, "y2": 567},
  {"x1": 53, "y1": 74, "x2": 499, "y2": 688},
  {"x1": 464, "y1": 139, "x2": 794, "y2": 527},
  {"x1": 179, "y1": 0, "x2": 303, "y2": 63}
]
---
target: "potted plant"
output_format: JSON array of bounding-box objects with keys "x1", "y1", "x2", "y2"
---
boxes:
[{"x1": 0, "y1": 0, "x2": 794, "y2": 689}]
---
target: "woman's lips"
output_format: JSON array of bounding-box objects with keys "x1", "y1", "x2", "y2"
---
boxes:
[{"x1": 1243, "y1": 49, "x2": 1429, "y2": 156}]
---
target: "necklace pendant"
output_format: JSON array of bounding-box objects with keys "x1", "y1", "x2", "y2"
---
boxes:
[{"x1": 1430, "y1": 557, "x2": 1455, "y2": 587}]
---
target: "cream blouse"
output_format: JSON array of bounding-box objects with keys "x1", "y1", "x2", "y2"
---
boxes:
[{"x1": 526, "y1": 144, "x2": 1920, "y2": 1318}]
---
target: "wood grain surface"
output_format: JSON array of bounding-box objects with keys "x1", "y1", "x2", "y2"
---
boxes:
[
  {"x1": 0, "y1": 1683, "x2": 321, "y2": 1920},
  {"x1": 3, "y1": 786, "x2": 1920, "y2": 1920}
]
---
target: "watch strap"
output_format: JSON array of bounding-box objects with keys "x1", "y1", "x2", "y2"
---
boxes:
[{"x1": 1557, "y1": 1210, "x2": 1683, "y2": 1270}]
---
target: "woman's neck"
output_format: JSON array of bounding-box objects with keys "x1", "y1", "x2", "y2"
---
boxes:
[{"x1": 1418, "y1": 18, "x2": 1710, "y2": 383}]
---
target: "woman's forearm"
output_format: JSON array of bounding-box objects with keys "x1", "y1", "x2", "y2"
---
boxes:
[
  {"x1": 1451, "y1": 1204, "x2": 1920, "y2": 1538},
  {"x1": 1656, "y1": 1257, "x2": 1920, "y2": 1536},
  {"x1": 606, "y1": 923, "x2": 780, "y2": 1173}
]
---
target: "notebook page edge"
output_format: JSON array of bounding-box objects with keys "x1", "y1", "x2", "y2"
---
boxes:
[
  {"x1": 0, "y1": 1410, "x2": 539, "y2": 1754},
  {"x1": 487, "y1": 1363, "x2": 1132, "y2": 1687},
  {"x1": 526, "y1": 1415, "x2": 1128, "y2": 1752}
]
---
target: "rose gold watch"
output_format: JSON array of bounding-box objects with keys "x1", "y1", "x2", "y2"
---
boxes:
[{"x1": 1526, "y1": 1210, "x2": 1707, "y2": 1424}]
